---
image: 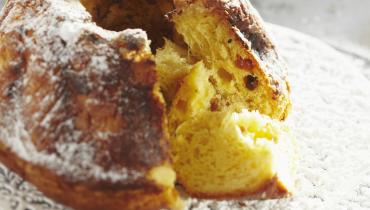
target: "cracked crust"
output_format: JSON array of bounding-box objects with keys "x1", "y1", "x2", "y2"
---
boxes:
[
  {"x1": 0, "y1": 0, "x2": 179, "y2": 209},
  {"x1": 0, "y1": 143, "x2": 177, "y2": 210},
  {"x1": 174, "y1": 0, "x2": 291, "y2": 120}
]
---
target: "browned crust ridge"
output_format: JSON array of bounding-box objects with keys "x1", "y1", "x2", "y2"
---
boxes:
[
  {"x1": 0, "y1": 141, "x2": 177, "y2": 210},
  {"x1": 174, "y1": 0, "x2": 292, "y2": 120},
  {"x1": 0, "y1": 0, "x2": 178, "y2": 209}
]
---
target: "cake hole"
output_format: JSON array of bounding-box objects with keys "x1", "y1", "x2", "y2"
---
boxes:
[{"x1": 80, "y1": 0, "x2": 175, "y2": 50}]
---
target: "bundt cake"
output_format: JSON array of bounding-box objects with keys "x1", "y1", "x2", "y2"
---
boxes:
[
  {"x1": 0, "y1": 0, "x2": 180, "y2": 210},
  {"x1": 0, "y1": 0, "x2": 294, "y2": 209}
]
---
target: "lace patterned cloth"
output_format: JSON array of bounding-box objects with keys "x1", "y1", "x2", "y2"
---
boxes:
[{"x1": 0, "y1": 23, "x2": 370, "y2": 210}]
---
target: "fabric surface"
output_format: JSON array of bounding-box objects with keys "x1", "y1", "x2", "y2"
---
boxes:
[
  {"x1": 1, "y1": 24, "x2": 370, "y2": 210},
  {"x1": 251, "y1": 0, "x2": 370, "y2": 58}
]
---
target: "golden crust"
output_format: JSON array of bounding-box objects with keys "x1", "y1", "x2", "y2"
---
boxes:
[
  {"x1": 0, "y1": 142, "x2": 178, "y2": 210},
  {"x1": 0, "y1": 0, "x2": 179, "y2": 209},
  {"x1": 0, "y1": 3, "x2": 166, "y2": 178},
  {"x1": 173, "y1": 0, "x2": 292, "y2": 120},
  {"x1": 213, "y1": 0, "x2": 291, "y2": 118}
]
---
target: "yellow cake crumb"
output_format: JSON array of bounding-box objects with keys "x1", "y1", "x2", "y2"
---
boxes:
[{"x1": 171, "y1": 109, "x2": 295, "y2": 197}]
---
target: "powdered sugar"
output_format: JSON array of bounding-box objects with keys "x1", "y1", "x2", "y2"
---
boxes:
[
  {"x1": 1, "y1": 0, "x2": 369, "y2": 209},
  {"x1": 0, "y1": 0, "x2": 159, "y2": 184}
]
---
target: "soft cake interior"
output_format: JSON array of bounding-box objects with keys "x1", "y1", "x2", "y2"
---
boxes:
[
  {"x1": 80, "y1": 0, "x2": 279, "y2": 120},
  {"x1": 81, "y1": 0, "x2": 294, "y2": 198},
  {"x1": 171, "y1": 109, "x2": 295, "y2": 197}
]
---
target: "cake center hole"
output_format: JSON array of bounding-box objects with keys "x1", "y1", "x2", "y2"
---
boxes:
[{"x1": 80, "y1": 0, "x2": 175, "y2": 50}]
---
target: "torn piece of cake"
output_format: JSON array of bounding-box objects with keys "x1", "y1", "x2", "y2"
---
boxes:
[
  {"x1": 172, "y1": 109, "x2": 296, "y2": 198},
  {"x1": 156, "y1": 0, "x2": 295, "y2": 199}
]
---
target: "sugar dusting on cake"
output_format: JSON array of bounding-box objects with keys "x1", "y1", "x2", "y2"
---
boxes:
[
  {"x1": 0, "y1": 0, "x2": 160, "y2": 184},
  {"x1": 1, "y1": 0, "x2": 370, "y2": 209}
]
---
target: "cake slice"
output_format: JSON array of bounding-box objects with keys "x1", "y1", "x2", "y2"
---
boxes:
[
  {"x1": 156, "y1": 0, "x2": 295, "y2": 199},
  {"x1": 163, "y1": 0, "x2": 291, "y2": 120},
  {"x1": 173, "y1": 109, "x2": 296, "y2": 198}
]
